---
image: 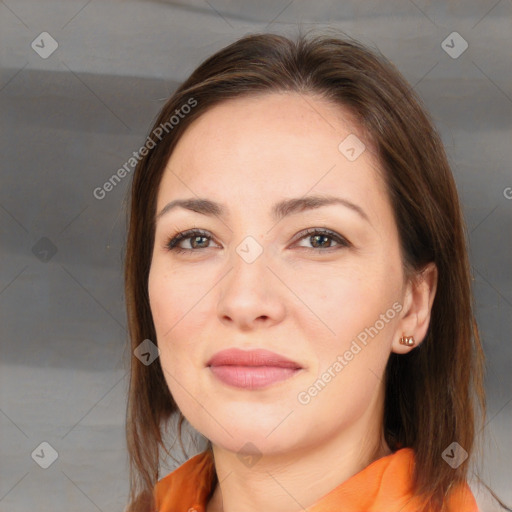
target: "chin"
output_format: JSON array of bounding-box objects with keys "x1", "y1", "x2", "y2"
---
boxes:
[
  {"x1": 210, "y1": 433, "x2": 296, "y2": 456},
  {"x1": 206, "y1": 415, "x2": 307, "y2": 452}
]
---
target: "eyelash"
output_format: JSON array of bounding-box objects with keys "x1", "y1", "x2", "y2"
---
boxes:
[{"x1": 164, "y1": 228, "x2": 350, "y2": 254}]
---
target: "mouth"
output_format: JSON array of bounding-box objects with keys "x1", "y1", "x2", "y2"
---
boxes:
[{"x1": 206, "y1": 348, "x2": 303, "y2": 390}]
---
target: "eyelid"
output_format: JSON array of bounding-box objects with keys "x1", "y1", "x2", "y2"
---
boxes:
[
  {"x1": 164, "y1": 228, "x2": 216, "y2": 251},
  {"x1": 293, "y1": 227, "x2": 351, "y2": 249},
  {"x1": 164, "y1": 227, "x2": 351, "y2": 253}
]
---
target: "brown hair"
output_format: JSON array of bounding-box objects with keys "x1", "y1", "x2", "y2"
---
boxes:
[{"x1": 124, "y1": 31, "x2": 490, "y2": 511}]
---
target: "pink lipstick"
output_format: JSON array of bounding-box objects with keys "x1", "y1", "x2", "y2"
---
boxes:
[{"x1": 206, "y1": 348, "x2": 302, "y2": 390}]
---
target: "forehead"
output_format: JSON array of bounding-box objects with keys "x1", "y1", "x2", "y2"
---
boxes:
[{"x1": 157, "y1": 92, "x2": 388, "y2": 217}]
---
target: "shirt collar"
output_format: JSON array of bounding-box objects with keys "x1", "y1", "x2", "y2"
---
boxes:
[{"x1": 154, "y1": 447, "x2": 478, "y2": 512}]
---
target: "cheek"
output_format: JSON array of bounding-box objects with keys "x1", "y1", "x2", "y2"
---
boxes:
[
  {"x1": 300, "y1": 264, "x2": 401, "y2": 384},
  {"x1": 148, "y1": 261, "x2": 196, "y2": 336},
  {"x1": 148, "y1": 264, "x2": 188, "y2": 384},
  {"x1": 148, "y1": 261, "x2": 207, "y2": 386},
  {"x1": 300, "y1": 262, "x2": 398, "y2": 332}
]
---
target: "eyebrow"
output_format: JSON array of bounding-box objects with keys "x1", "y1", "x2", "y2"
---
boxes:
[{"x1": 156, "y1": 194, "x2": 371, "y2": 225}]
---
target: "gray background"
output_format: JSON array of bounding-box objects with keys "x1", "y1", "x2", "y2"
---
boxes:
[{"x1": 0, "y1": 1, "x2": 511, "y2": 511}]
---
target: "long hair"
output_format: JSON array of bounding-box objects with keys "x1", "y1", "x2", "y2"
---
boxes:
[{"x1": 124, "y1": 31, "x2": 488, "y2": 511}]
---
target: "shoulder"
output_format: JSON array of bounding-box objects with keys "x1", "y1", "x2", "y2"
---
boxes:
[{"x1": 154, "y1": 450, "x2": 215, "y2": 511}]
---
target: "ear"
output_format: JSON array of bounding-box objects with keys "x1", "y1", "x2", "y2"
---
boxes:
[{"x1": 391, "y1": 262, "x2": 438, "y2": 354}]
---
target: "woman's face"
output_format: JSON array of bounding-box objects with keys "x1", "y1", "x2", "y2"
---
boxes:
[{"x1": 148, "y1": 92, "x2": 410, "y2": 457}]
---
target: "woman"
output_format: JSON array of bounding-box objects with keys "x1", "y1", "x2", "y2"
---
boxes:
[{"x1": 124, "y1": 32, "x2": 501, "y2": 512}]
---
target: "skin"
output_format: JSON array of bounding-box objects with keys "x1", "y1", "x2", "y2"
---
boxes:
[{"x1": 148, "y1": 92, "x2": 437, "y2": 512}]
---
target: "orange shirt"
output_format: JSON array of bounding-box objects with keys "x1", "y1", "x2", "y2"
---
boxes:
[{"x1": 154, "y1": 447, "x2": 479, "y2": 512}]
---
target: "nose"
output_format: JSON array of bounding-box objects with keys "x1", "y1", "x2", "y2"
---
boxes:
[{"x1": 216, "y1": 239, "x2": 286, "y2": 330}]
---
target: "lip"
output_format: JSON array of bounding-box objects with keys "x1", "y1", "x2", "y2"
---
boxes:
[{"x1": 207, "y1": 348, "x2": 302, "y2": 390}]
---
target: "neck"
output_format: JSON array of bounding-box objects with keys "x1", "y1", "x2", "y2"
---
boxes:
[{"x1": 206, "y1": 414, "x2": 391, "y2": 512}]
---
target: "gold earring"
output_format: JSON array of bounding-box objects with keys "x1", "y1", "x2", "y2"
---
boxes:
[{"x1": 399, "y1": 335, "x2": 415, "y2": 347}]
